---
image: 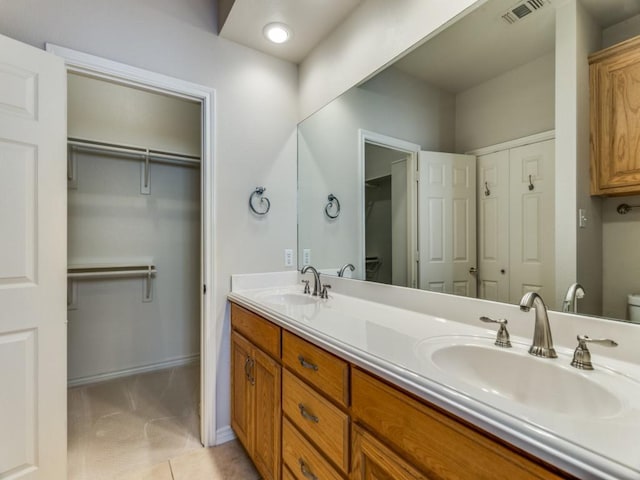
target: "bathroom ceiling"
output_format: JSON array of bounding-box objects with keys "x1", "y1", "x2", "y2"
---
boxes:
[
  {"x1": 391, "y1": 0, "x2": 640, "y2": 94},
  {"x1": 219, "y1": 0, "x2": 640, "y2": 70},
  {"x1": 218, "y1": 0, "x2": 362, "y2": 64}
]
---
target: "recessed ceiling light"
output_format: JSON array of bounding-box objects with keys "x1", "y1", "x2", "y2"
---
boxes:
[{"x1": 263, "y1": 22, "x2": 291, "y2": 44}]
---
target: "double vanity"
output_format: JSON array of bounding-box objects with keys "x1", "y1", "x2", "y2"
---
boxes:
[{"x1": 228, "y1": 271, "x2": 640, "y2": 480}]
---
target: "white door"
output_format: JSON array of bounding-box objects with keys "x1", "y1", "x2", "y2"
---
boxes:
[
  {"x1": 0, "y1": 34, "x2": 67, "y2": 479},
  {"x1": 418, "y1": 151, "x2": 476, "y2": 297},
  {"x1": 508, "y1": 140, "x2": 555, "y2": 303},
  {"x1": 477, "y1": 150, "x2": 510, "y2": 303}
]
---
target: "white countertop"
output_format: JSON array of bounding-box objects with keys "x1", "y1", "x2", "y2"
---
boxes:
[{"x1": 228, "y1": 271, "x2": 640, "y2": 480}]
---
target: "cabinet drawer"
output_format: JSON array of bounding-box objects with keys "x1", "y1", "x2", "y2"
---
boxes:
[
  {"x1": 231, "y1": 303, "x2": 281, "y2": 359},
  {"x1": 352, "y1": 369, "x2": 565, "y2": 480},
  {"x1": 282, "y1": 417, "x2": 343, "y2": 480},
  {"x1": 282, "y1": 331, "x2": 349, "y2": 407},
  {"x1": 283, "y1": 369, "x2": 349, "y2": 472}
]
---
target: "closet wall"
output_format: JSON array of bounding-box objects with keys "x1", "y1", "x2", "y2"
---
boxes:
[{"x1": 67, "y1": 73, "x2": 201, "y2": 384}]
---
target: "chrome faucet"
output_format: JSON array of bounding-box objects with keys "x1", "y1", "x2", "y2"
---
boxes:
[
  {"x1": 562, "y1": 283, "x2": 585, "y2": 313},
  {"x1": 301, "y1": 265, "x2": 321, "y2": 296},
  {"x1": 337, "y1": 263, "x2": 355, "y2": 277},
  {"x1": 519, "y1": 292, "x2": 557, "y2": 358}
]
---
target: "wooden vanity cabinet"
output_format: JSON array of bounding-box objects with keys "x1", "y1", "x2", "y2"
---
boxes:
[
  {"x1": 590, "y1": 35, "x2": 640, "y2": 196},
  {"x1": 229, "y1": 303, "x2": 573, "y2": 480},
  {"x1": 351, "y1": 368, "x2": 569, "y2": 480},
  {"x1": 230, "y1": 304, "x2": 281, "y2": 480},
  {"x1": 281, "y1": 331, "x2": 350, "y2": 479}
]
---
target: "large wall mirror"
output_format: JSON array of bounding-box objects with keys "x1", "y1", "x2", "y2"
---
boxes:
[{"x1": 298, "y1": 0, "x2": 640, "y2": 324}]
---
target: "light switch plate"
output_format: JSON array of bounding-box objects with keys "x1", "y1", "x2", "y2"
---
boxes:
[
  {"x1": 578, "y1": 208, "x2": 588, "y2": 228},
  {"x1": 303, "y1": 249, "x2": 311, "y2": 266}
]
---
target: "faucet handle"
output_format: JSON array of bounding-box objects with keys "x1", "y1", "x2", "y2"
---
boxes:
[
  {"x1": 571, "y1": 335, "x2": 618, "y2": 370},
  {"x1": 479, "y1": 316, "x2": 511, "y2": 348},
  {"x1": 301, "y1": 280, "x2": 310, "y2": 294},
  {"x1": 320, "y1": 284, "x2": 331, "y2": 299}
]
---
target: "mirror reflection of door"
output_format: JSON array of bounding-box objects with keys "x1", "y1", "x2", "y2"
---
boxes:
[
  {"x1": 364, "y1": 143, "x2": 413, "y2": 286},
  {"x1": 418, "y1": 151, "x2": 477, "y2": 297}
]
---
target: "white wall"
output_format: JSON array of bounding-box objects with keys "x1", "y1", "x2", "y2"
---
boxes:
[
  {"x1": 67, "y1": 153, "x2": 201, "y2": 381},
  {"x1": 598, "y1": 11, "x2": 640, "y2": 320},
  {"x1": 298, "y1": 0, "x2": 482, "y2": 120},
  {"x1": 602, "y1": 196, "x2": 640, "y2": 320},
  {"x1": 68, "y1": 73, "x2": 201, "y2": 156},
  {"x1": 298, "y1": 67, "x2": 454, "y2": 276},
  {"x1": 67, "y1": 75, "x2": 201, "y2": 383},
  {"x1": 602, "y1": 13, "x2": 640, "y2": 48},
  {"x1": 0, "y1": 0, "x2": 299, "y2": 443},
  {"x1": 574, "y1": 2, "x2": 603, "y2": 317},
  {"x1": 454, "y1": 52, "x2": 556, "y2": 153}
]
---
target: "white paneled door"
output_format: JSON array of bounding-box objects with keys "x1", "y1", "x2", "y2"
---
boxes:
[
  {"x1": 477, "y1": 150, "x2": 510, "y2": 303},
  {"x1": 476, "y1": 138, "x2": 555, "y2": 305},
  {"x1": 0, "y1": 34, "x2": 67, "y2": 479},
  {"x1": 508, "y1": 140, "x2": 555, "y2": 303},
  {"x1": 418, "y1": 151, "x2": 477, "y2": 297}
]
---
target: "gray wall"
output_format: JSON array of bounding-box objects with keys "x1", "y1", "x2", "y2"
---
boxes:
[
  {"x1": 298, "y1": 66, "x2": 454, "y2": 276},
  {"x1": 67, "y1": 74, "x2": 202, "y2": 383},
  {"x1": 0, "y1": 0, "x2": 299, "y2": 440},
  {"x1": 455, "y1": 51, "x2": 556, "y2": 153}
]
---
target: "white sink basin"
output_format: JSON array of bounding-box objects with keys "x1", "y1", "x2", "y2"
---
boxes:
[
  {"x1": 257, "y1": 292, "x2": 319, "y2": 306},
  {"x1": 417, "y1": 337, "x2": 629, "y2": 418}
]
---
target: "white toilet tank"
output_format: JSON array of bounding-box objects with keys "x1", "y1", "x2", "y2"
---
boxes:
[{"x1": 628, "y1": 294, "x2": 640, "y2": 323}]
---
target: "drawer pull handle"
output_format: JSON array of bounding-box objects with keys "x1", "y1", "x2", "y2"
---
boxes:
[
  {"x1": 244, "y1": 355, "x2": 251, "y2": 380},
  {"x1": 244, "y1": 355, "x2": 255, "y2": 385},
  {"x1": 298, "y1": 355, "x2": 319, "y2": 371},
  {"x1": 299, "y1": 459, "x2": 318, "y2": 480},
  {"x1": 298, "y1": 403, "x2": 319, "y2": 423}
]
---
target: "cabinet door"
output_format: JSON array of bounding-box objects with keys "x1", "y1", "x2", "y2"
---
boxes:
[
  {"x1": 590, "y1": 36, "x2": 640, "y2": 195},
  {"x1": 231, "y1": 331, "x2": 254, "y2": 454},
  {"x1": 352, "y1": 425, "x2": 426, "y2": 480},
  {"x1": 253, "y1": 347, "x2": 281, "y2": 480}
]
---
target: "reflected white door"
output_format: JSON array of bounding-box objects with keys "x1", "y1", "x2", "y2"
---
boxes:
[
  {"x1": 477, "y1": 139, "x2": 555, "y2": 304},
  {"x1": 418, "y1": 151, "x2": 476, "y2": 297},
  {"x1": 391, "y1": 158, "x2": 409, "y2": 287},
  {"x1": 508, "y1": 140, "x2": 555, "y2": 303},
  {"x1": 0, "y1": 34, "x2": 67, "y2": 479},
  {"x1": 477, "y1": 150, "x2": 510, "y2": 303}
]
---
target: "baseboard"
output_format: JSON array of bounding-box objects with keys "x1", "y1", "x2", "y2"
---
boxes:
[
  {"x1": 216, "y1": 425, "x2": 237, "y2": 445},
  {"x1": 67, "y1": 353, "x2": 200, "y2": 387}
]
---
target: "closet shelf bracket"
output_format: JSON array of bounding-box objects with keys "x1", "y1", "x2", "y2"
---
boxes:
[{"x1": 141, "y1": 149, "x2": 151, "y2": 195}]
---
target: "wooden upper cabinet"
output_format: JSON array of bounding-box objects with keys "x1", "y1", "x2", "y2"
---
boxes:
[{"x1": 590, "y1": 34, "x2": 640, "y2": 196}]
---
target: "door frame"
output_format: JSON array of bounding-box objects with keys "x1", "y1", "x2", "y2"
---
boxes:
[
  {"x1": 358, "y1": 130, "x2": 420, "y2": 287},
  {"x1": 45, "y1": 44, "x2": 217, "y2": 446}
]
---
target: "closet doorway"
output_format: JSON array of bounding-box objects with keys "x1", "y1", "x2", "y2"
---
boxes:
[{"x1": 47, "y1": 45, "x2": 215, "y2": 478}]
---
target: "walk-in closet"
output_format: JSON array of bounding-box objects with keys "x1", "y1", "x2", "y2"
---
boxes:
[{"x1": 65, "y1": 72, "x2": 204, "y2": 480}]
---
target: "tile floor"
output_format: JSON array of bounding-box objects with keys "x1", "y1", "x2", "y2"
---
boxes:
[{"x1": 68, "y1": 364, "x2": 258, "y2": 479}]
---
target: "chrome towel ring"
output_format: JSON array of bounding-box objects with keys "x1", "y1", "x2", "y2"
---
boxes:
[
  {"x1": 325, "y1": 193, "x2": 340, "y2": 219},
  {"x1": 249, "y1": 186, "x2": 270, "y2": 215}
]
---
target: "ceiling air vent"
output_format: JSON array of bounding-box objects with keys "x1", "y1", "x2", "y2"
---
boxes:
[{"x1": 502, "y1": 0, "x2": 550, "y2": 25}]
